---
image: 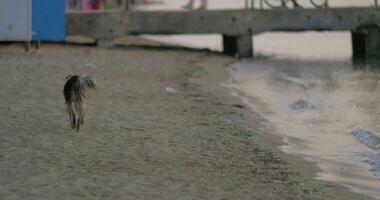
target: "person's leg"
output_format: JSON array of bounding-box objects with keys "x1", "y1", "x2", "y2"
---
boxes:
[
  {"x1": 200, "y1": 0, "x2": 207, "y2": 9},
  {"x1": 195, "y1": 0, "x2": 207, "y2": 10},
  {"x1": 291, "y1": 0, "x2": 302, "y2": 8},
  {"x1": 182, "y1": 0, "x2": 195, "y2": 10}
]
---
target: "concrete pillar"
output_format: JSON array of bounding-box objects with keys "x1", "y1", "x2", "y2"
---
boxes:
[
  {"x1": 237, "y1": 35, "x2": 253, "y2": 58},
  {"x1": 222, "y1": 34, "x2": 253, "y2": 58},
  {"x1": 366, "y1": 28, "x2": 380, "y2": 56},
  {"x1": 96, "y1": 38, "x2": 115, "y2": 48},
  {"x1": 352, "y1": 27, "x2": 380, "y2": 57}
]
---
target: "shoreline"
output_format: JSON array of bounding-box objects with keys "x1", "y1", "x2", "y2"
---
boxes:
[
  {"x1": 0, "y1": 41, "x2": 372, "y2": 199},
  {"x1": 226, "y1": 58, "x2": 380, "y2": 199},
  {"x1": 192, "y1": 51, "x2": 374, "y2": 199}
]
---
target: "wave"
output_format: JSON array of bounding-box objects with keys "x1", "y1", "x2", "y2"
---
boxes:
[{"x1": 352, "y1": 128, "x2": 380, "y2": 179}]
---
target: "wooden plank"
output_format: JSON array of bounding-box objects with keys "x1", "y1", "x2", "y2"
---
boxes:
[
  {"x1": 66, "y1": 7, "x2": 380, "y2": 38},
  {"x1": 66, "y1": 11, "x2": 127, "y2": 38}
]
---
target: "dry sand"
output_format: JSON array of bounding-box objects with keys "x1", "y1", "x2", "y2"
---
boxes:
[{"x1": 0, "y1": 41, "x2": 372, "y2": 199}]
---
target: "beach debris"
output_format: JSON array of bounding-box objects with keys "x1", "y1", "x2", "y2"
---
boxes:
[
  {"x1": 164, "y1": 86, "x2": 176, "y2": 94},
  {"x1": 85, "y1": 63, "x2": 96, "y2": 68},
  {"x1": 232, "y1": 104, "x2": 245, "y2": 109},
  {"x1": 289, "y1": 99, "x2": 316, "y2": 111},
  {"x1": 352, "y1": 128, "x2": 380, "y2": 150}
]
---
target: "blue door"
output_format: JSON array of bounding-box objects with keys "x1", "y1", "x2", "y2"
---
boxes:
[{"x1": 32, "y1": 0, "x2": 65, "y2": 41}]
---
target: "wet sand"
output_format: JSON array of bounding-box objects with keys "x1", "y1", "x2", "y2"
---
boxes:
[{"x1": 0, "y1": 41, "x2": 372, "y2": 199}]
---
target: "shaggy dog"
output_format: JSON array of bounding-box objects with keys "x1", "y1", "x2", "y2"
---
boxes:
[{"x1": 63, "y1": 75, "x2": 96, "y2": 131}]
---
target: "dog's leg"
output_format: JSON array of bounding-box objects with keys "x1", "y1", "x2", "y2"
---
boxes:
[
  {"x1": 75, "y1": 113, "x2": 81, "y2": 132},
  {"x1": 71, "y1": 113, "x2": 76, "y2": 129},
  {"x1": 81, "y1": 111, "x2": 85, "y2": 125},
  {"x1": 68, "y1": 111, "x2": 72, "y2": 127},
  {"x1": 74, "y1": 102, "x2": 83, "y2": 131},
  {"x1": 77, "y1": 101, "x2": 85, "y2": 127},
  {"x1": 67, "y1": 105, "x2": 76, "y2": 129}
]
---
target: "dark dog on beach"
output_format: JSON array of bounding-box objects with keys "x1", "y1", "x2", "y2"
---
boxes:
[{"x1": 63, "y1": 75, "x2": 96, "y2": 131}]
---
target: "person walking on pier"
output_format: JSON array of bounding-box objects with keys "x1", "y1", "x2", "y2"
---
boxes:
[
  {"x1": 182, "y1": 0, "x2": 208, "y2": 10},
  {"x1": 290, "y1": 0, "x2": 302, "y2": 8}
]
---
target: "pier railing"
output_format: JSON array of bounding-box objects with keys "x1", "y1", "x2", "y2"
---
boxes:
[
  {"x1": 66, "y1": 0, "x2": 378, "y2": 12},
  {"x1": 245, "y1": 0, "x2": 379, "y2": 9}
]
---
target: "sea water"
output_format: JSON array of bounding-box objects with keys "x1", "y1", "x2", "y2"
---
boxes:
[
  {"x1": 137, "y1": 0, "x2": 380, "y2": 198},
  {"x1": 228, "y1": 32, "x2": 380, "y2": 198}
]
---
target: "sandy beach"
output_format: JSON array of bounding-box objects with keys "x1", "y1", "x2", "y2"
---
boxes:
[{"x1": 0, "y1": 41, "x2": 372, "y2": 199}]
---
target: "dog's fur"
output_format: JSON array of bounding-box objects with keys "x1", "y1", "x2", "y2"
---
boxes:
[{"x1": 63, "y1": 75, "x2": 96, "y2": 131}]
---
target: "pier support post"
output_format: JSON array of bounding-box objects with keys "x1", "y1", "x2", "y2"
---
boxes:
[
  {"x1": 352, "y1": 27, "x2": 380, "y2": 57},
  {"x1": 223, "y1": 35, "x2": 237, "y2": 56},
  {"x1": 223, "y1": 34, "x2": 253, "y2": 58},
  {"x1": 352, "y1": 32, "x2": 366, "y2": 57},
  {"x1": 96, "y1": 38, "x2": 115, "y2": 48},
  {"x1": 365, "y1": 28, "x2": 380, "y2": 56}
]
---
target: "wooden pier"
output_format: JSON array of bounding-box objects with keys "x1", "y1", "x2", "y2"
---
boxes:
[{"x1": 66, "y1": 7, "x2": 380, "y2": 57}]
